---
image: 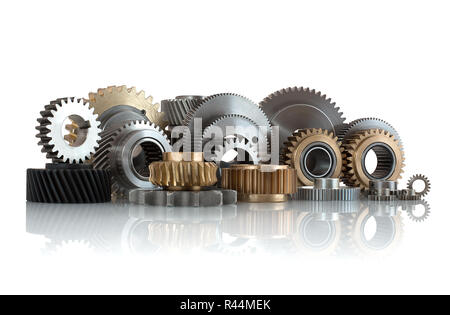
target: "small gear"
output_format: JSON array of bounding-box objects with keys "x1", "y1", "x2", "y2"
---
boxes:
[
  {"x1": 406, "y1": 200, "x2": 431, "y2": 222},
  {"x1": 342, "y1": 129, "x2": 405, "y2": 189},
  {"x1": 282, "y1": 128, "x2": 343, "y2": 186},
  {"x1": 161, "y1": 96, "x2": 205, "y2": 126},
  {"x1": 88, "y1": 85, "x2": 168, "y2": 129},
  {"x1": 92, "y1": 120, "x2": 172, "y2": 196},
  {"x1": 36, "y1": 97, "x2": 101, "y2": 163},
  {"x1": 398, "y1": 188, "x2": 421, "y2": 201},
  {"x1": 407, "y1": 174, "x2": 431, "y2": 198}
]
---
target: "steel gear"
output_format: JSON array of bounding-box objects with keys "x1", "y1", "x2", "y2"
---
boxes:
[
  {"x1": 407, "y1": 174, "x2": 431, "y2": 198},
  {"x1": 92, "y1": 120, "x2": 172, "y2": 196},
  {"x1": 367, "y1": 180, "x2": 398, "y2": 201},
  {"x1": 398, "y1": 188, "x2": 420, "y2": 201},
  {"x1": 294, "y1": 178, "x2": 360, "y2": 201},
  {"x1": 404, "y1": 200, "x2": 431, "y2": 222},
  {"x1": 149, "y1": 152, "x2": 218, "y2": 190},
  {"x1": 342, "y1": 129, "x2": 405, "y2": 189},
  {"x1": 36, "y1": 97, "x2": 101, "y2": 163},
  {"x1": 88, "y1": 85, "x2": 168, "y2": 129},
  {"x1": 259, "y1": 87, "x2": 346, "y2": 151},
  {"x1": 182, "y1": 93, "x2": 271, "y2": 152},
  {"x1": 161, "y1": 95, "x2": 204, "y2": 126},
  {"x1": 207, "y1": 137, "x2": 261, "y2": 165},
  {"x1": 221, "y1": 164, "x2": 296, "y2": 202},
  {"x1": 282, "y1": 128, "x2": 343, "y2": 186}
]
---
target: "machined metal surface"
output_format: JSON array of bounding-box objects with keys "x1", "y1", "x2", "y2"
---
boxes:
[
  {"x1": 161, "y1": 95, "x2": 205, "y2": 126},
  {"x1": 282, "y1": 128, "x2": 343, "y2": 186},
  {"x1": 294, "y1": 178, "x2": 360, "y2": 201},
  {"x1": 128, "y1": 188, "x2": 237, "y2": 207},
  {"x1": 36, "y1": 97, "x2": 101, "y2": 163},
  {"x1": 92, "y1": 120, "x2": 172, "y2": 196},
  {"x1": 260, "y1": 87, "x2": 346, "y2": 151},
  {"x1": 398, "y1": 188, "x2": 420, "y2": 201},
  {"x1": 407, "y1": 174, "x2": 431, "y2": 198},
  {"x1": 97, "y1": 105, "x2": 149, "y2": 131}
]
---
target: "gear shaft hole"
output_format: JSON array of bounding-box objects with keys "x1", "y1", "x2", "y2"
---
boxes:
[
  {"x1": 62, "y1": 115, "x2": 91, "y2": 147},
  {"x1": 132, "y1": 140, "x2": 163, "y2": 180},
  {"x1": 303, "y1": 147, "x2": 333, "y2": 178},
  {"x1": 362, "y1": 143, "x2": 396, "y2": 180}
]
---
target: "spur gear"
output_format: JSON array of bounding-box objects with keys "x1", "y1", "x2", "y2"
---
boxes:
[
  {"x1": 88, "y1": 85, "x2": 168, "y2": 129},
  {"x1": 294, "y1": 178, "x2": 360, "y2": 201},
  {"x1": 161, "y1": 95, "x2": 204, "y2": 126},
  {"x1": 407, "y1": 174, "x2": 431, "y2": 198},
  {"x1": 404, "y1": 200, "x2": 431, "y2": 222},
  {"x1": 260, "y1": 87, "x2": 346, "y2": 151},
  {"x1": 342, "y1": 129, "x2": 405, "y2": 189},
  {"x1": 398, "y1": 188, "x2": 420, "y2": 201},
  {"x1": 282, "y1": 128, "x2": 343, "y2": 186},
  {"x1": 36, "y1": 97, "x2": 101, "y2": 163},
  {"x1": 207, "y1": 137, "x2": 261, "y2": 165},
  {"x1": 92, "y1": 120, "x2": 172, "y2": 196},
  {"x1": 182, "y1": 94, "x2": 271, "y2": 152}
]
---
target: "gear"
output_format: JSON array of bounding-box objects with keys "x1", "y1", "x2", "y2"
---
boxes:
[
  {"x1": 342, "y1": 129, "x2": 405, "y2": 189},
  {"x1": 221, "y1": 164, "x2": 296, "y2": 202},
  {"x1": 398, "y1": 188, "x2": 420, "y2": 201},
  {"x1": 206, "y1": 137, "x2": 261, "y2": 165},
  {"x1": 161, "y1": 95, "x2": 205, "y2": 126},
  {"x1": 282, "y1": 128, "x2": 343, "y2": 186},
  {"x1": 182, "y1": 94, "x2": 271, "y2": 152},
  {"x1": 149, "y1": 152, "x2": 218, "y2": 190},
  {"x1": 404, "y1": 200, "x2": 431, "y2": 222},
  {"x1": 294, "y1": 178, "x2": 360, "y2": 201},
  {"x1": 88, "y1": 85, "x2": 168, "y2": 129},
  {"x1": 26, "y1": 164, "x2": 111, "y2": 203},
  {"x1": 259, "y1": 87, "x2": 346, "y2": 151},
  {"x1": 407, "y1": 174, "x2": 431, "y2": 198},
  {"x1": 92, "y1": 120, "x2": 172, "y2": 196},
  {"x1": 36, "y1": 97, "x2": 101, "y2": 163}
]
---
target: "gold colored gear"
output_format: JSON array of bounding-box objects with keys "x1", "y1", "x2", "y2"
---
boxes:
[
  {"x1": 282, "y1": 128, "x2": 343, "y2": 186},
  {"x1": 221, "y1": 164, "x2": 296, "y2": 202},
  {"x1": 64, "y1": 120, "x2": 79, "y2": 145},
  {"x1": 342, "y1": 129, "x2": 404, "y2": 189},
  {"x1": 88, "y1": 85, "x2": 168, "y2": 129},
  {"x1": 149, "y1": 152, "x2": 218, "y2": 191}
]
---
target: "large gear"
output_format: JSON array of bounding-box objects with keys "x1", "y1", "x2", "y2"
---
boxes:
[
  {"x1": 342, "y1": 129, "x2": 405, "y2": 189},
  {"x1": 92, "y1": 120, "x2": 172, "y2": 196},
  {"x1": 259, "y1": 87, "x2": 346, "y2": 151},
  {"x1": 282, "y1": 128, "x2": 343, "y2": 186},
  {"x1": 221, "y1": 164, "x2": 296, "y2": 202},
  {"x1": 36, "y1": 97, "x2": 101, "y2": 163},
  {"x1": 88, "y1": 85, "x2": 168, "y2": 129},
  {"x1": 161, "y1": 95, "x2": 205, "y2": 126},
  {"x1": 407, "y1": 174, "x2": 431, "y2": 198},
  {"x1": 182, "y1": 94, "x2": 271, "y2": 152},
  {"x1": 149, "y1": 152, "x2": 218, "y2": 190}
]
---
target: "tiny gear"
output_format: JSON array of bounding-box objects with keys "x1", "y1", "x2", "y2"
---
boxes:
[
  {"x1": 149, "y1": 152, "x2": 218, "y2": 190},
  {"x1": 26, "y1": 164, "x2": 111, "y2": 203},
  {"x1": 282, "y1": 128, "x2": 343, "y2": 186},
  {"x1": 259, "y1": 87, "x2": 346, "y2": 151},
  {"x1": 405, "y1": 200, "x2": 431, "y2": 222},
  {"x1": 88, "y1": 85, "x2": 168, "y2": 129},
  {"x1": 161, "y1": 96, "x2": 205, "y2": 126},
  {"x1": 367, "y1": 180, "x2": 398, "y2": 201},
  {"x1": 407, "y1": 174, "x2": 431, "y2": 198},
  {"x1": 36, "y1": 97, "x2": 101, "y2": 163},
  {"x1": 342, "y1": 129, "x2": 405, "y2": 189},
  {"x1": 92, "y1": 120, "x2": 172, "y2": 196},
  {"x1": 294, "y1": 178, "x2": 360, "y2": 201},
  {"x1": 221, "y1": 164, "x2": 296, "y2": 202}
]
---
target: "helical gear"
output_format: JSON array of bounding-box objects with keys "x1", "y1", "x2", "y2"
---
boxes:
[
  {"x1": 342, "y1": 129, "x2": 405, "y2": 189},
  {"x1": 161, "y1": 96, "x2": 204, "y2": 126},
  {"x1": 282, "y1": 128, "x2": 343, "y2": 186}
]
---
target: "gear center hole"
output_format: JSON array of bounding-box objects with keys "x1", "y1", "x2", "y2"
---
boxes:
[
  {"x1": 132, "y1": 140, "x2": 163, "y2": 180},
  {"x1": 363, "y1": 144, "x2": 395, "y2": 180},
  {"x1": 411, "y1": 180, "x2": 425, "y2": 193},
  {"x1": 304, "y1": 147, "x2": 333, "y2": 178},
  {"x1": 62, "y1": 115, "x2": 91, "y2": 147}
]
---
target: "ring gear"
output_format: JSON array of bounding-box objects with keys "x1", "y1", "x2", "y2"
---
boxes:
[
  {"x1": 149, "y1": 152, "x2": 218, "y2": 190},
  {"x1": 259, "y1": 87, "x2": 346, "y2": 151},
  {"x1": 26, "y1": 164, "x2": 111, "y2": 203},
  {"x1": 221, "y1": 164, "x2": 296, "y2": 202},
  {"x1": 36, "y1": 97, "x2": 101, "y2": 163},
  {"x1": 342, "y1": 129, "x2": 405, "y2": 189},
  {"x1": 161, "y1": 96, "x2": 205, "y2": 126},
  {"x1": 182, "y1": 94, "x2": 271, "y2": 152},
  {"x1": 407, "y1": 174, "x2": 431, "y2": 198},
  {"x1": 92, "y1": 120, "x2": 172, "y2": 196},
  {"x1": 282, "y1": 128, "x2": 343, "y2": 186}
]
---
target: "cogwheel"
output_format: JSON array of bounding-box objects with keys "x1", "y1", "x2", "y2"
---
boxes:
[
  {"x1": 342, "y1": 129, "x2": 405, "y2": 189},
  {"x1": 36, "y1": 97, "x2": 101, "y2": 163},
  {"x1": 161, "y1": 96, "x2": 205, "y2": 126},
  {"x1": 407, "y1": 174, "x2": 431, "y2": 198},
  {"x1": 406, "y1": 200, "x2": 431, "y2": 222},
  {"x1": 182, "y1": 93, "x2": 271, "y2": 152},
  {"x1": 206, "y1": 137, "x2": 261, "y2": 165},
  {"x1": 282, "y1": 128, "x2": 343, "y2": 186},
  {"x1": 337, "y1": 117, "x2": 402, "y2": 148},
  {"x1": 260, "y1": 87, "x2": 346, "y2": 151},
  {"x1": 88, "y1": 85, "x2": 168, "y2": 129},
  {"x1": 92, "y1": 120, "x2": 172, "y2": 197}
]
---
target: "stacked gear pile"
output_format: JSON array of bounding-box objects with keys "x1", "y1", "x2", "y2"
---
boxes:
[{"x1": 26, "y1": 85, "x2": 430, "y2": 206}]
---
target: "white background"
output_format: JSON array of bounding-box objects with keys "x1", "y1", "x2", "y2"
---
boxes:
[{"x1": 0, "y1": 0, "x2": 449, "y2": 294}]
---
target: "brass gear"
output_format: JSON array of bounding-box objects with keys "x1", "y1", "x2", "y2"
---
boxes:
[
  {"x1": 282, "y1": 128, "x2": 343, "y2": 186},
  {"x1": 88, "y1": 85, "x2": 168, "y2": 129},
  {"x1": 149, "y1": 152, "x2": 218, "y2": 190},
  {"x1": 342, "y1": 129, "x2": 404, "y2": 189},
  {"x1": 221, "y1": 164, "x2": 296, "y2": 202}
]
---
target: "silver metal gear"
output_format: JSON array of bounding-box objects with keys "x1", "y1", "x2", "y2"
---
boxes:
[
  {"x1": 36, "y1": 97, "x2": 101, "y2": 163},
  {"x1": 97, "y1": 105, "x2": 149, "y2": 132},
  {"x1": 161, "y1": 95, "x2": 205, "y2": 126},
  {"x1": 92, "y1": 120, "x2": 172, "y2": 196},
  {"x1": 367, "y1": 180, "x2": 398, "y2": 201},
  {"x1": 259, "y1": 87, "x2": 346, "y2": 151},
  {"x1": 206, "y1": 137, "x2": 261, "y2": 164},
  {"x1": 182, "y1": 94, "x2": 271, "y2": 152},
  {"x1": 404, "y1": 200, "x2": 431, "y2": 222},
  {"x1": 294, "y1": 178, "x2": 360, "y2": 201},
  {"x1": 407, "y1": 174, "x2": 431, "y2": 198},
  {"x1": 398, "y1": 188, "x2": 421, "y2": 201}
]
